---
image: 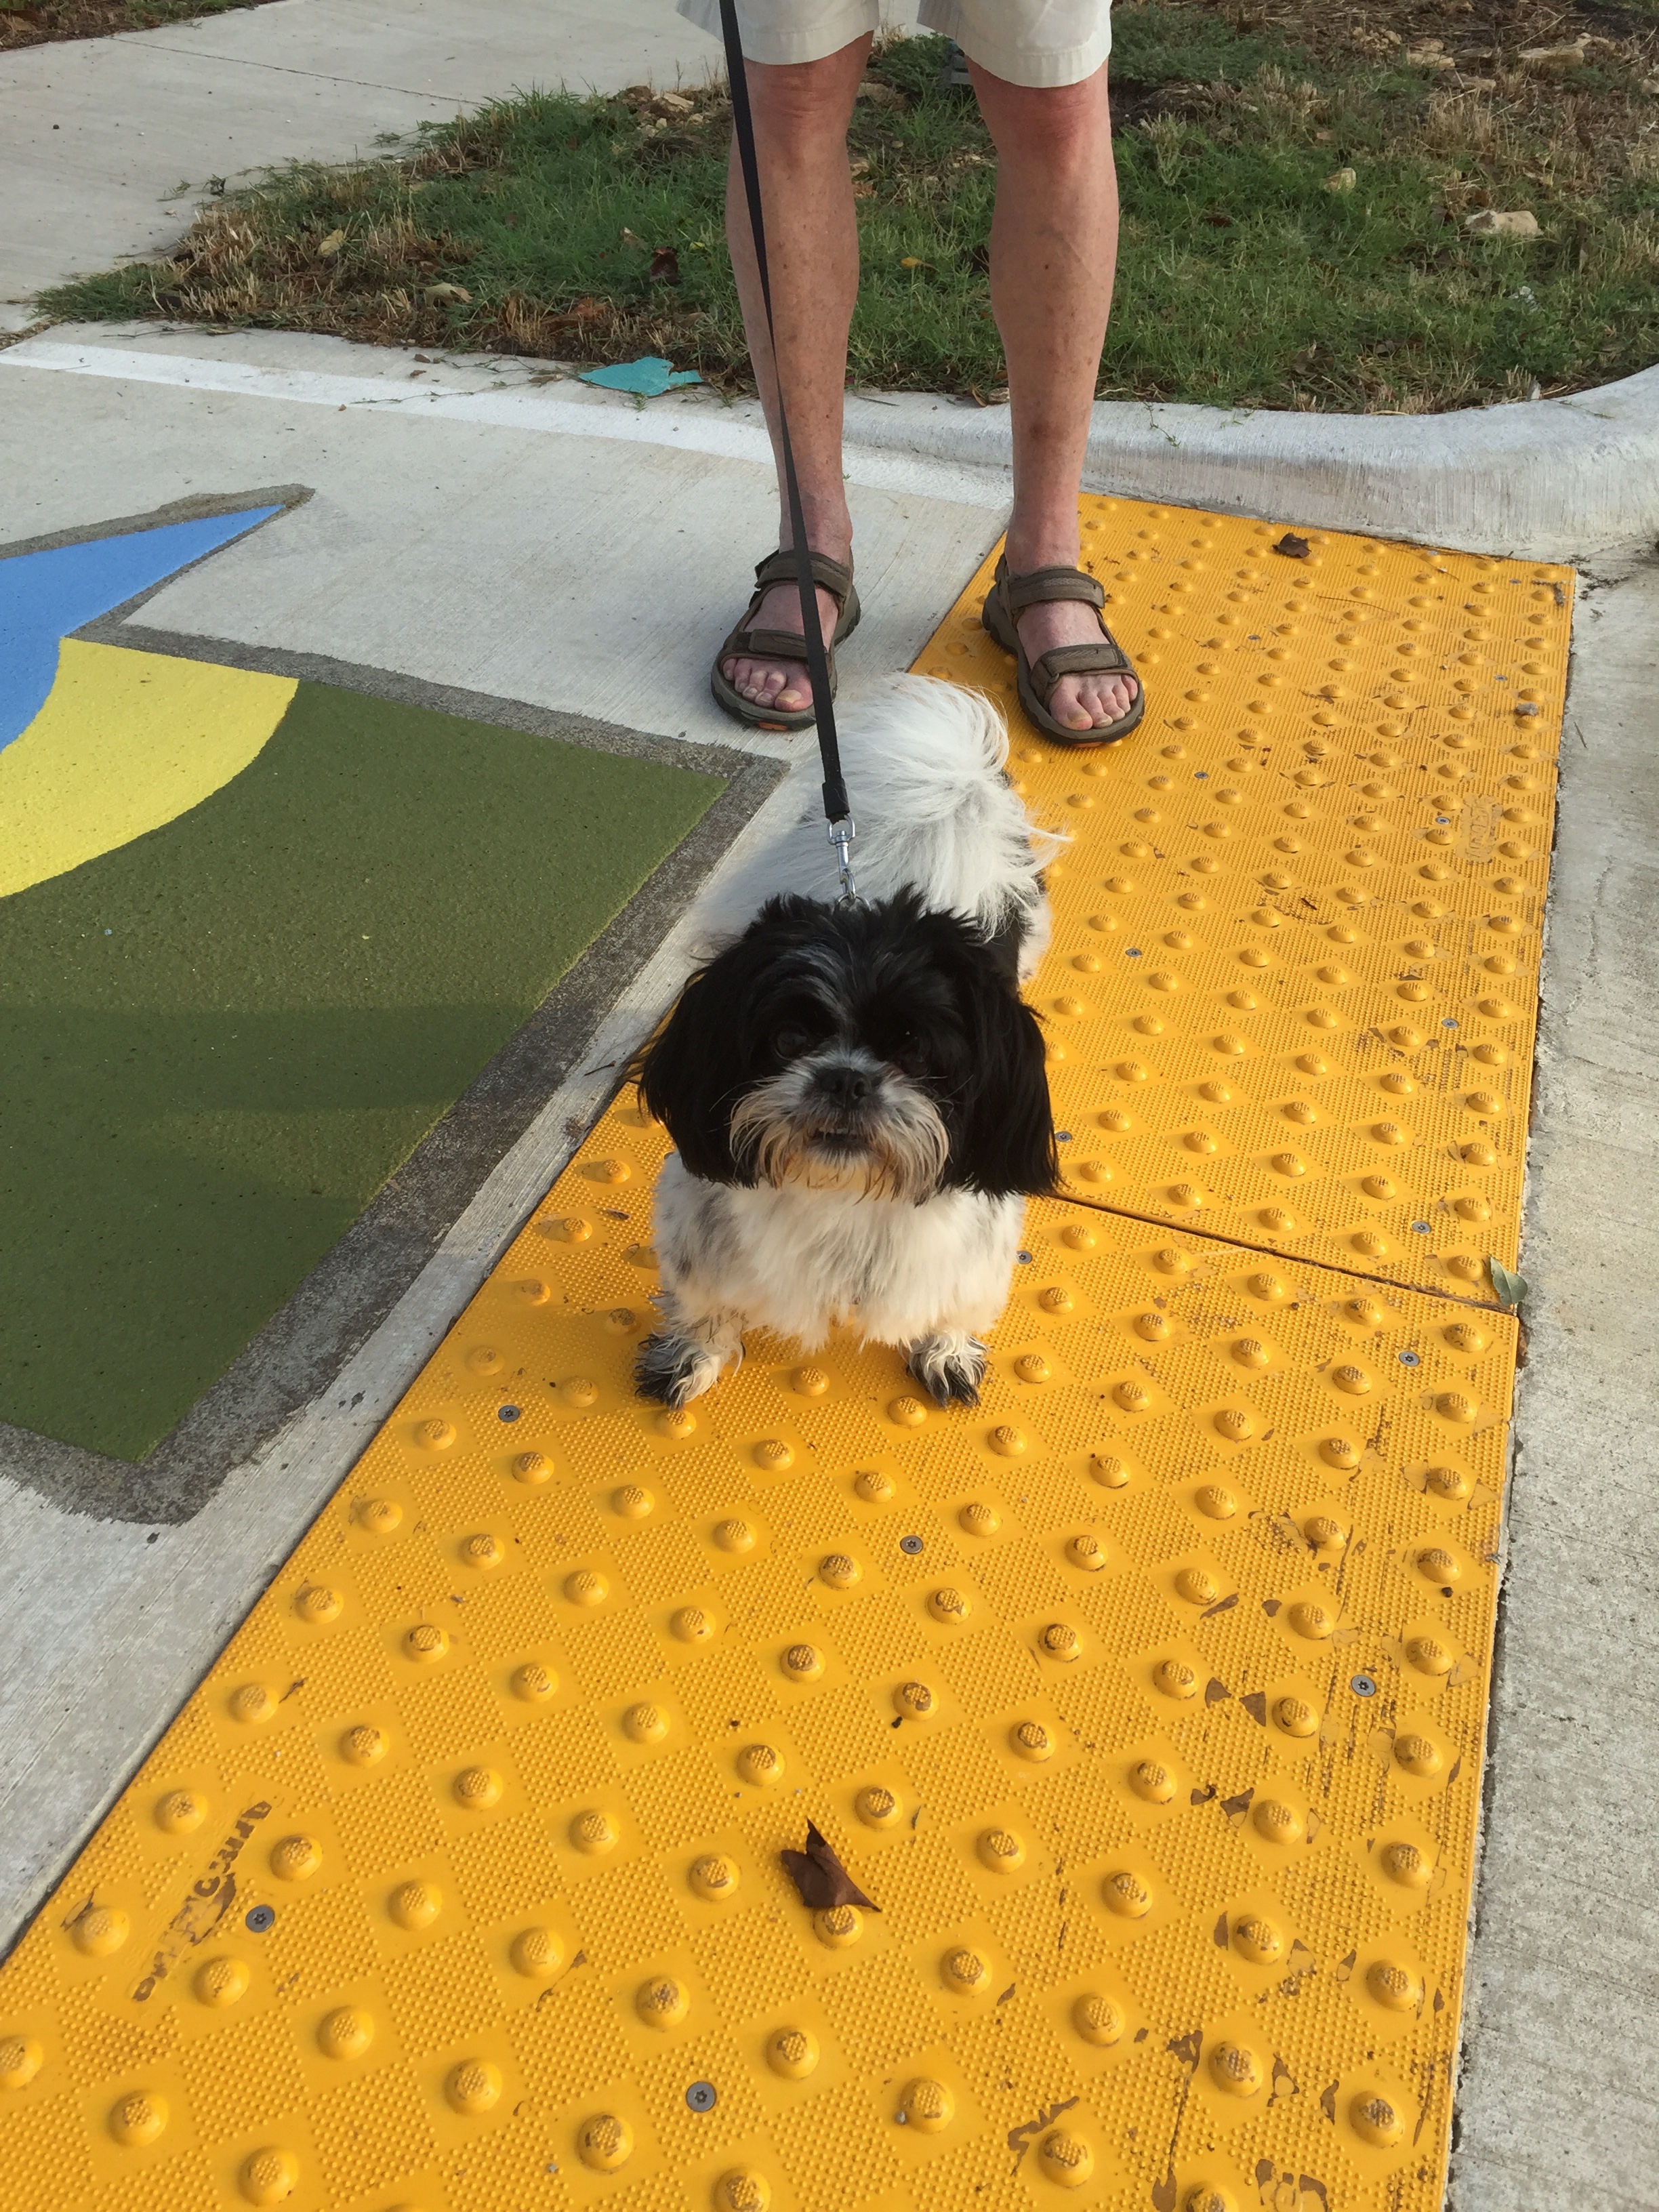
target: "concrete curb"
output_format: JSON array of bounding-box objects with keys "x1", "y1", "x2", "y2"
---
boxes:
[
  {"x1": 839, "y1": 369, "x2": 1659, "y2": 565},
  {"x1": 16, "y1": 322, "x2": 1653, "y2": 565}
]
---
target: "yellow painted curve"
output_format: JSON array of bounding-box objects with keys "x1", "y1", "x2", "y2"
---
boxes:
[{"x1": 0, "y1": 640, "x2": 296, "y2": 899}]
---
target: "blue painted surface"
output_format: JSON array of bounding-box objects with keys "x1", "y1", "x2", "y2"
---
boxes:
[{"x1": 0, "y1": 508, "x2": 281, "y2": 753}]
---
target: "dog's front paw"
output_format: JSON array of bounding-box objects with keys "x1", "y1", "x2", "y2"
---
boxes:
[
  {"x1": 635, "y1": 1331, "x2": 727, "y2": 1408},
  {"x1": 907, "y1": 1332, "x2": 988, "y2": 1410}
]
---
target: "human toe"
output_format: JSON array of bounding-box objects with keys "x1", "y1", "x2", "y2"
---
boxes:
[
  {"x1": 1102, "y1": 676, "x2": 1134, "y2": 721},
  {"x1": 1079, "y1": 672, "x2": 1135, "y2": 726},
  {"x1": 1047, "y1": 674, "x2": 1101, "y2": 731},
  {"x1": 730, "y1": 656, "x2": 777, "y2": 703},
  {"x1": 761, "y1": 661, "x2": 810, "y2": 709}
]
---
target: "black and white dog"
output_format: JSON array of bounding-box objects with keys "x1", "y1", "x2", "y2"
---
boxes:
[{"x1": 633, "y1": 676, "x2": 1061, "y2": 1412}]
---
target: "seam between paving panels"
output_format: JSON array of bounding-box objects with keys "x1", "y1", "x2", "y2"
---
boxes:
[
  {"x1": 0, "y1": 496, "x2": 1564, "y2": 2212},
  {"x1": 1044, "y1": 1198, "x2": 1507, "y2": 1318}
]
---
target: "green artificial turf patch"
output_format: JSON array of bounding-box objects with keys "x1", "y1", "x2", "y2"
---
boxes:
[{"x1": 0, "y1": 682, "x2": 722, "y2": 1460}]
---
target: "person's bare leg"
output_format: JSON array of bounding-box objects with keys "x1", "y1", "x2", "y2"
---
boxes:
[
  {"x1": 970, "y1": 60, "x2": 1136, "y2": 733},
  {"x1": 721, "y1": 35, "x2": 870, "y2": 714}
]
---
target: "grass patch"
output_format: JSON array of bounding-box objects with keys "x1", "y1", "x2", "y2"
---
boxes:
[
  {"x1": 41, "y1": 0, "x2": 1659, "y2": 411},
  {"x1": 0, "y1": 0, "x2": 268, "y2": 53}
]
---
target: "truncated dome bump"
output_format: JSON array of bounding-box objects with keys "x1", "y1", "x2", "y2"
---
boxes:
[
  {"x1": 1038, "y1": 2127, "x2": 1094, "y2": 2186},
  {"x1": 238, "y1": 2147, "x2": 298, "y2": 2205},
  {"x1": 0, "y1": 2035, "x2": 43, "y2": 2090}
]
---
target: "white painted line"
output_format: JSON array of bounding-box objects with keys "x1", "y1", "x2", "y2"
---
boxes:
[{"x1": 0, "y1": 339, "x2": 1012, "y2": 512}]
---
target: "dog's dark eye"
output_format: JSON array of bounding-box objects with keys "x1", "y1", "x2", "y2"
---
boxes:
[{"x1": 775, "y1": 1026, "x2": 810, "y2": 1059}]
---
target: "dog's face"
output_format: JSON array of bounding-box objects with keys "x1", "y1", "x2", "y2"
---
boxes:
[{"x1": 636, "y1": 893, "x2": 1057, "y2": 1202}]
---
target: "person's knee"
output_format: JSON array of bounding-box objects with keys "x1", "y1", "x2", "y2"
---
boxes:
[
  {"x1": 977, "y1": 68, "x2": 1111, "y2": 173},
  {"x1": 746, "y1": 38, "x2": 869, "y2": 150}
]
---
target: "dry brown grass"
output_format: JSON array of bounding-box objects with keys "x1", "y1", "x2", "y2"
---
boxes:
[
  {"x1": 41, "y1": 7, "x2": 1659, "y2": 409},
  {"x1": 74, "y1": 93, "x2": 750, "y2": 367},
  {"x1": 0, "y1": 0, "x2": 267, "y2": 51},
  {"x1": 147, "y1": 188, "x2": 661, "y2": 364}
]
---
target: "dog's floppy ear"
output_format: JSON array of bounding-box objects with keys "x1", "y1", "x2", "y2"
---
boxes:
[
  {"x1": 633, "y1": 962, "x2": 743, "y2": 1183},
  {"x1": 949, "y1": 945, "x2": 1059, "y2": 1199}
]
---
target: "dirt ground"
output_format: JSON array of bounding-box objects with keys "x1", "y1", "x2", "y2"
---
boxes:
[{"x1": 0, "y1": 0, "x2": 263, "y2": 53}]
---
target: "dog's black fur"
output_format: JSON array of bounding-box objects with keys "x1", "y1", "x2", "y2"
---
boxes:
[{"x1": 635, "y1": 891, "x2": 1057, "y2": 1200}]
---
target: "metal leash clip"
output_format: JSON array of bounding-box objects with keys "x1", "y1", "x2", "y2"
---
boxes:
[{"x1": 827, "y1": 815, "x2": 858, "y2": 905}]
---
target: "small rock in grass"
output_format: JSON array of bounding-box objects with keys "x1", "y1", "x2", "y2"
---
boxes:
[
  {"x1": 1464, "y1": 209, "x2": 1540, "y2": 238},
  {"x1": 425, "y1": 283, "x2": 471, "y2": 304},
  {"x1": 1518, "y1": 41, "x2": 1586, "y2": 71},
  {"x1": 1324, "y1": 167, "x2": 1357, "y2": 193},
  {"x1": 855, "y1": 79, "x2": 907, "y2": 110}
]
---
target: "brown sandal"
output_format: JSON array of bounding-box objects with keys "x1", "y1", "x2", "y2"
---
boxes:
[
  {"x1": 710, "y1": 548, "x2": 861, "y2": 730},
  {"x1": 981, "y1": 554, "x2": 1146, "y2": 746}
]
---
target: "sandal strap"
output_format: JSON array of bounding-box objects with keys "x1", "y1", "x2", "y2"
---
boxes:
[
  {"x1": 1029, "y1": 638, "x2": 1132, "y2": 695},
  {"x1": 725, "y1": 625, "x2": 823, "y2": 661},
  {"x1": 996, "y1": 557, "x2": 1106, "y2": 615},
  {"x1": 754, "y1": 548, "x2": 854, "y2": 606},
  {"x1": 716, "y1": 541, "x2": 861, "y2": 676}
]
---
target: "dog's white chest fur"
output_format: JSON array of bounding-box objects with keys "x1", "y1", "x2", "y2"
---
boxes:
[{"x1": 653, "y1": 1152, "x2": 1026, "y2": 1349}]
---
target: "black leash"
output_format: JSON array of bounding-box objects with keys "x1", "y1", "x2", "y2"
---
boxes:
[{"x1": 716, "y1": 0, "x2": 857, "y2": 902}]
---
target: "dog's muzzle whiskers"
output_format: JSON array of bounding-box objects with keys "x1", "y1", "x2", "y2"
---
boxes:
[{"x1": 729, "y1": 1060, "x2": 948, "y2": 1204}]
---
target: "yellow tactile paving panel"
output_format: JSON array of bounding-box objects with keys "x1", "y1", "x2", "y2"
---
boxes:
[
  {"x1": 915, "y1": 504, "x2": 1571, "y2": 1296},
  {"x1": 0, "y1": 1155, "x2": 1513, "y2": 2212},
  {"x1": 0, "y1": 495, "x2": 1561, "y2": 2212}
]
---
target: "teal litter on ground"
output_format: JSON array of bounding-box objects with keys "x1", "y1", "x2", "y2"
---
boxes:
[{"x1": 578, "y1": 356, "x2": 703, "y2": 396}]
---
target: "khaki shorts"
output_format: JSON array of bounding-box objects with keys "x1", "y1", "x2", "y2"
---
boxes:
[{"x1": 676, "y1": 0, "x2": 1112, "y2": 88}]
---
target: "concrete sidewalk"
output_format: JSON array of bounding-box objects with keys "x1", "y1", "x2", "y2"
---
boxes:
[
  {"x1": 0, "y1": 0, "x2": 726, "y2": 325},
  {"x1": 1, "y1": 0, "x2": 1657, "y2": 2195},
  {"x1": 1449, "y1": 551, "x2": 1659, "y2": 2212},
  {"x1": 1, "y1": 319, "x2": 1656, "y2": 2212}
]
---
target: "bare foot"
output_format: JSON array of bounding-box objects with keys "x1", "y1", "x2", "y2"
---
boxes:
[
  {"x1": 722, "y1": 578, "x2": 842, "y2": 715},
  {"x1": 1015, "y1": 596, "x2": 1139, "y2": 733}
]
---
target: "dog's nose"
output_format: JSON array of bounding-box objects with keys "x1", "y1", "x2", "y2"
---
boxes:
[{"x1": 815, "y1": 1063, "x2": 871, "y2": 1108}]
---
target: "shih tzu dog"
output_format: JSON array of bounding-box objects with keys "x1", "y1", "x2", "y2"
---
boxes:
[{"x1": 632, "y1": 675, "x2": 1061, "y2": 1412}]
